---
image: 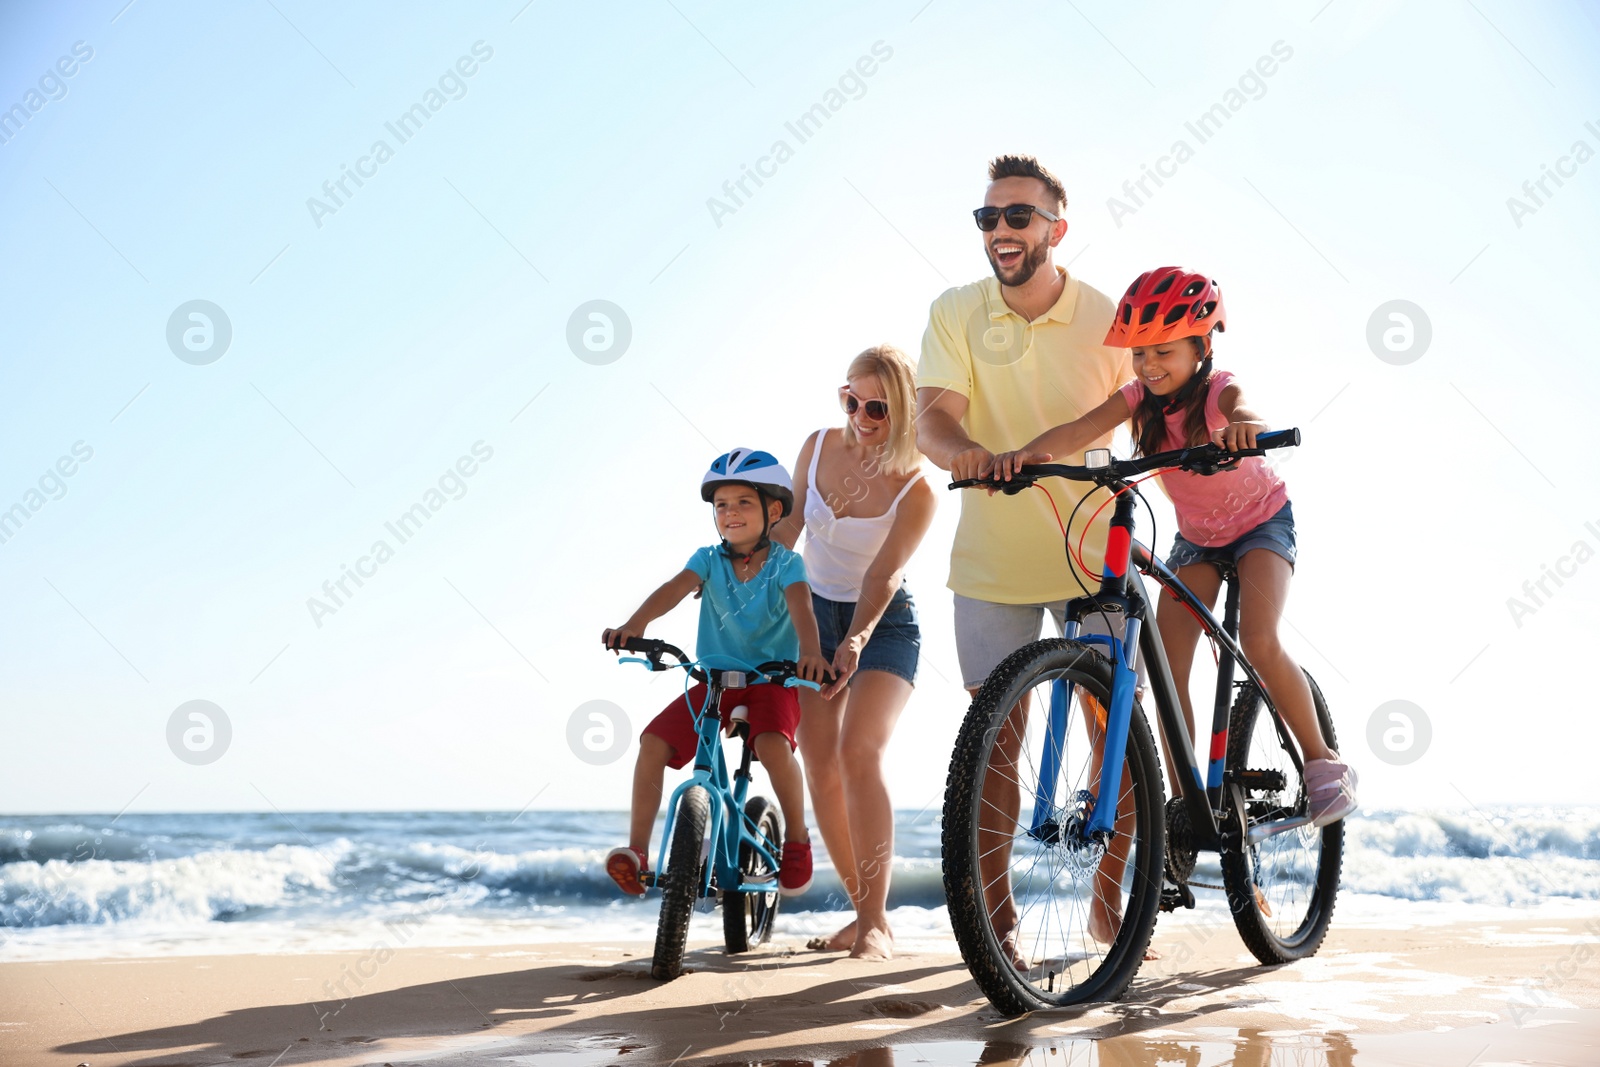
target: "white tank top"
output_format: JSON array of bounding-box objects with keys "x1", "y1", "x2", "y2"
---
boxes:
[{"x1": 801, "y1": 428, "x2": 923, "y2": 603}]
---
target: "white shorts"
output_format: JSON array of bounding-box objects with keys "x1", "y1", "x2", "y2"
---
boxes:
[{"x1": 952, "y1": 593, "x2": 1146, "y2": 692}]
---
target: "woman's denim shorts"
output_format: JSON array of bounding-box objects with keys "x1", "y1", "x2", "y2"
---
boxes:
[
  {"x1": 1166, "y1": 501, "x2": 1298, "y2": 571},
  {"x1": 811, "y1": 584, "x2": 921, "y2": 686}
]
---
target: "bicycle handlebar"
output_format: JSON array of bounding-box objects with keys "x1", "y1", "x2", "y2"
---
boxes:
[
  {"x1": 609, "y1": 637, "x2": 837, "y2": 689},
  {"x1": 613, "y1": 636, "x2": 692, "y2": 667},
  {"x1": 949, "y1": 428, "x2": 1301, "y2": 492}
]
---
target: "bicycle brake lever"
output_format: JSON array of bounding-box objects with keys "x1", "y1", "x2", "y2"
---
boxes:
[
  {"x1": 617, "y1": 656, "x2": 655, "y2": 668},
  {"x1": 784, "y1": 677, "x2": 823, "y2": 691},
  {"x1": 1182, "y1": 449, "x2": 1245, "y2": 476}
]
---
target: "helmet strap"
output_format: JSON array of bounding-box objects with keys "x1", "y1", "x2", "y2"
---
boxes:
[{"x1": 719, "y1": 490, "x2": 775, "y2": 564}]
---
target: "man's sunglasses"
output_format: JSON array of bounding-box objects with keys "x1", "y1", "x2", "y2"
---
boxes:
[
  {"x1": 839, "y1": 387, "x2": 889, "y2": 422},
  {"x1": 973, "y1": 204, "x2": 1061, "y2": 231}
]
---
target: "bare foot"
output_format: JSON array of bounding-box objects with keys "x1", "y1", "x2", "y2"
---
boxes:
[
  {"x1": 850, "y1": 923, "x2": 894, "y2": 960},
  {"x1": 1087, "y1": 902, "x2": 1159, "y2": 960},
  {"x1": 998, "y1": 931, "x2": 1030, "y2": 970},
  {"x1": 806, "y1": 919, "x2": 857, "y2": 952},
  {"x1": 1087, "y1": 900, "x2": 1120, "y2": 944}
]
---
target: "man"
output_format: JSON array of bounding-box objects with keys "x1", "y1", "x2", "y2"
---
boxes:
[{"x1": 916, "y1": 154, "x2": 1136, "y2": 958}]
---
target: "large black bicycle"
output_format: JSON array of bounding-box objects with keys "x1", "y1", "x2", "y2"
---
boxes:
[{"x1": 942, "y1": 429, "x2": 1343, "y2": 1015}]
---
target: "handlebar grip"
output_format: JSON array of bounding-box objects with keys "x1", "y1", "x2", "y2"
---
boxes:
[
  {"x1": 949, "y1": 477, "x2": 1032, "y2": 494},
  {"x1": 1257, "y1": 428, "x2": 1300, "y2": 450},
  {"x1": 609, "y1": 636, "x2": 691, "y2": 667}
]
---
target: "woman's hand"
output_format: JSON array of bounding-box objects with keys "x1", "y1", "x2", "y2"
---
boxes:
[
  {"x1": 1212, "y1": 420, "x2": 1268, "y2": 452},
  {"x1": 824, "y1": 635, "x2": 864, "y2": 697}
]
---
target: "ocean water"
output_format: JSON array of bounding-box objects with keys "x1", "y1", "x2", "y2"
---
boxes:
[{"x1": 2, "y1": 807, "x2": 1597, "y2": 960}]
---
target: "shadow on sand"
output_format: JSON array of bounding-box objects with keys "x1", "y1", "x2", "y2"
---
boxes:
[{"x1": 53, "y1": 941, "x2": 1327, "y2": 1067}]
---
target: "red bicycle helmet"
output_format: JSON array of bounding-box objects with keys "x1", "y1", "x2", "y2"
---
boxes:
[{"x1": 1104, "y1": 266, "x2": 1226, "y2": 348}]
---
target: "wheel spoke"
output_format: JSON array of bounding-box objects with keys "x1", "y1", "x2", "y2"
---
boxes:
[{"x1": 1221, "y1": 676, "x2": 1340, "y2": 963}]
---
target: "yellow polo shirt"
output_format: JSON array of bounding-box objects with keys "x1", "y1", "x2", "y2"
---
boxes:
[{"x1": 918, "y1": 268, "x2": 1133, "y2": 604}]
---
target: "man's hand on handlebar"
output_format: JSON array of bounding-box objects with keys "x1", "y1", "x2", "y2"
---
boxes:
[{"x1": 949, "y1": 446, "x2": 996, "y2": 484}]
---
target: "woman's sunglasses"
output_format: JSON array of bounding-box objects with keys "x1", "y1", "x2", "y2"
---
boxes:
[
  {"x1": 839, "y1": 387, "x2": 889, "y2": 422},
  {"x1": 972, "y1": 203, "x2": 1061, "y2": 231}
]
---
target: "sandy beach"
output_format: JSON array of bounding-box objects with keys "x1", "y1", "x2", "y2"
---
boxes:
[{"x1": 4, "y1": 913, "x2": 1597, "y2": 1066}]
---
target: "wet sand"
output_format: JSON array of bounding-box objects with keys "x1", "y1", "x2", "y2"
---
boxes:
[{"x1": 3, "y1": 914, "x2": 1597, "y2": 1065}]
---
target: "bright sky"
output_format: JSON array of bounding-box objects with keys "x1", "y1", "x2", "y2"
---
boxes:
[{"x1": 2, "y1": 1, "x2": 1597, "y2": 816}]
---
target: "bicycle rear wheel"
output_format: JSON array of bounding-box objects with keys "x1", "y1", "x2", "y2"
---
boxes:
[
  {"x1": 1220, "y1": 671, "x2": 1343, "y2": 963},
  {"x1": 651, "y1": 785, "x2": 710, "y2": 980},
  {"x1": 943, "y1": 639, "x2": 1165, "y2": 1015},
  {"x1": 723, "y1": 795, "x2": 783, "y2": 953}
]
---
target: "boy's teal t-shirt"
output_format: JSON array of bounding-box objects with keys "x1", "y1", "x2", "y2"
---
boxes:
[{"x1": 686, "y1": 542, "x2": 809, "y2": 670}]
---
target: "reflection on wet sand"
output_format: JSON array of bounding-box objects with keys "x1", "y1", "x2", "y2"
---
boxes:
[{"x1": 702, "y1": 1027, "x2": 1359, "y2": 1067}]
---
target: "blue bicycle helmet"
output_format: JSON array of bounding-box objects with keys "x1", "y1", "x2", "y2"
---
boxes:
[
  {"x1": 701, "y1": 448, "x2": 794, "y2": 561},
  {"x1": 700, "y1": 448, "x2": 794, "y2": 517}
]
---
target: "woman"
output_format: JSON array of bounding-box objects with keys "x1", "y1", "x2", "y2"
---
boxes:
[{"x1": 773, "y1": 344, "x2": 936, "y2": 960}]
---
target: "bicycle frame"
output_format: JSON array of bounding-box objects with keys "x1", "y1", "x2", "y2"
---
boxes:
[
  {"x1": 656, "y1": 674, "x2": 784, "y2": 898},
  {"x1": 1041, "y1": 481, "x2": 1309, "y2": 854}
]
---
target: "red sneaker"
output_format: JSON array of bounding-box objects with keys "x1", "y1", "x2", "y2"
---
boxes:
[
  {"x1": 604, "y1": 846, "x2": 650, "y2": 896},
  {"x1": 779, "y1": 840, "x2": 813, "y2": 897}
]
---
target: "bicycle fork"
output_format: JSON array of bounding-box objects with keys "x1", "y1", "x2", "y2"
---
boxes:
[{"x1": 1030, "y1": 479, "x2": 1144, "y2": 845}]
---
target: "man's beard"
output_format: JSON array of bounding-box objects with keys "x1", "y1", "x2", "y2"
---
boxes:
[{"x1": 986, "y1": 237, "x2": 1050, "y2": 287}]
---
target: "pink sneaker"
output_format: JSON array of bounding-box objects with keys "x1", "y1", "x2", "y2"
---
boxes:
[
  {"x1": 779, "y1": 841, "x2": 813, "y2": 897},
  {"x1": 604, "y1": 846, "x2": 650, "y2": 896},
  {"x1": 1306, "y1": 756, "x2": 1359, "y2": 827}
]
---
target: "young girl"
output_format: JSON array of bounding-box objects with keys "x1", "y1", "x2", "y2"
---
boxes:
[{"x1": 992, "y1": 266, "x2": 1357, "y2": 827}]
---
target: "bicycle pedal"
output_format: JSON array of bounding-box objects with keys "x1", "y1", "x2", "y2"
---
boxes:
[
  {"x1": 1233, "y1": 768, "x2": 1288, "y2": 793},
  {"x1": 1159, "y1": 882, "x2": 1196, "y2": 912}
]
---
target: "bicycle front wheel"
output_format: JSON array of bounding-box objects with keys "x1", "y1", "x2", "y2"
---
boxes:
[
  {"x1": 943, "y1": 638, "x2": 1166, "y2": 1015},
  {"x1": 651, "y1": 785, "x2": 709, "y2": 980},
  {"x1": 1221, "y1": 671, "x2": 1343, "y2": 963}
]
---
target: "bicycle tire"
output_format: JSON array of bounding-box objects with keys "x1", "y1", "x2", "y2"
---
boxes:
[
  {"x1": 943, "y1": 638, "x2": 1166, "y2": 1015},
  {"x1": 723, "y1": 795, "x2": 783, "y2": 953},
  {"x1": 651, "y1": 785, "x2": 710, "y2": 980},
  {"x1": 1220, "y1": 671, "x2": 1343, "y2": 964}
]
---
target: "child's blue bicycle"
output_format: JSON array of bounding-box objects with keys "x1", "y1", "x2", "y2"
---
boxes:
[
  {"x1": 614, "y1": 637, "x2": 827, "y2": 980},
  {"x1": 944, "y1": 429, "x2": 1344, "y2": 1014}
]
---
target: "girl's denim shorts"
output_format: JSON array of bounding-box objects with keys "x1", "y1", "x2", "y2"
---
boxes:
[
  {"x1": 811, "y1": 584, "x2": 921, "y2": 686},
  {"x1": 1167, "y1": 501, "x2": 1298, "y2": 571}
]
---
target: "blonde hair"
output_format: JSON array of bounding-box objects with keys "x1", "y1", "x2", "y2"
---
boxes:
[{"x1": 840, "y1": 344, "x2": 922, "y2": 478}]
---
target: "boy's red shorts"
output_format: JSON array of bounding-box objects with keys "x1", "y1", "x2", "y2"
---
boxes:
[{"x1": 641, "y1": 682, "x2": 800, "y2": 770}]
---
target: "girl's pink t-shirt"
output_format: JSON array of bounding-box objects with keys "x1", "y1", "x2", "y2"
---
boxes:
[{"x1": 1117, "y1": 370, "x2": 1290, "y2": 548}]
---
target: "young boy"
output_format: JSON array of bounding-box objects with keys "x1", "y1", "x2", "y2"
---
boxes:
[{"x1": 602, "y1": 448, "x2": 830, "y2": 897}]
